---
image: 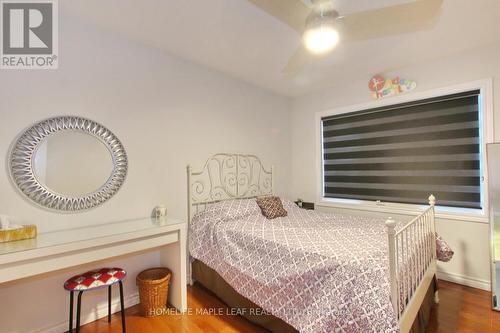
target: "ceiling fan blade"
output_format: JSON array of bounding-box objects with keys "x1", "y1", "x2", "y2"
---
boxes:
[
  {"x1": 282, "y1": 46, "x2": 310, "y2": 77},
  {"x1": 246, "y1": 0, "x2": 310, "y2": 32},
  {"x1": 340, "y1": 0, "x2": 444, "y2": 42}
]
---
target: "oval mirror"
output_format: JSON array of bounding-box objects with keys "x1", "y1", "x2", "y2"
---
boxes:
[
  {"x1": 33, "y1": 131, "x2": 114, "y2": 197},
  {"x1": 10, "y1": 116, "x2": 128, "y2": 212}
]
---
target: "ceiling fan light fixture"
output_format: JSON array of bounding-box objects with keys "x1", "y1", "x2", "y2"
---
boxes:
[
  {"x1": 303, "y1": 23, "x2": 339, "y2": 55},
  {"x1": 302, "y1": 7, "x2": 340, "y2": 55}
]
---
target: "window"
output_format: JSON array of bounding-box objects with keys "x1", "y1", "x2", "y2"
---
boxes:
[{"x1": 321, "y1": 90, "x2": 482, "y2": 209}]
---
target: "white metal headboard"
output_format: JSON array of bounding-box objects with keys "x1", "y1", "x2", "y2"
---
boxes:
[{"x1": 187, "y1": 153, "x2": 274, "y2": 222}]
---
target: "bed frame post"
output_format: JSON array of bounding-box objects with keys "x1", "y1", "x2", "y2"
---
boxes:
[
  {"x1": 386, "y1": 217, "x2": 398, "y2": 317},
  {"x1": 428, "y1": 194, "x2": 436, "y2": 261},
  {"x1": 428, "y1": 194, "x2": 439, "y2": 304},
  {"x1": 428, "y1": 194, "x2": 436, "y2": 207},
  {"x1": 271, "y1": 165, "x2": 275, "y2": 195},
  {"x1": 187, "y1": 165, "x2": 192, "y2": 224},
  {"x1": 187, "y1": 164, "x2": 193, "y2": 286}
]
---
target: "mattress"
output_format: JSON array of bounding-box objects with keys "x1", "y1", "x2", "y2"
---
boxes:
[
  {"x1": 192, "y1": 259, "x2": 437, "y2": 333},
  {"x1": 188, "y1": 198, "x2": 432, "y2": 333}
]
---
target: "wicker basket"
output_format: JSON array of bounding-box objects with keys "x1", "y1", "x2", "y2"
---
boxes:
[{"x1": 136, "y1": 267, "x2": 172, "y2": 317}]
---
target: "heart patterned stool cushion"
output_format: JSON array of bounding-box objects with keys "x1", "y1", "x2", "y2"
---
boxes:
[{"x1": 64, "y1": 267, "x2": 127, "y2": 291}]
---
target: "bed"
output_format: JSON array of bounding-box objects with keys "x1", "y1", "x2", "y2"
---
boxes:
[{"x1": 187, "y1": 153, "x2": 439, "y2": 333}]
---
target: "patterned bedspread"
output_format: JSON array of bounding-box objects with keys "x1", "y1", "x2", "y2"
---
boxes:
[{"x1": 189, "y1": 199, "x2": 418, "y2": 333}]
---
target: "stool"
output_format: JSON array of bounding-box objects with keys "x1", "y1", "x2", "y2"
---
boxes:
[{"x1": 64, "y1": 267, "x2": 127, "y2": 333}]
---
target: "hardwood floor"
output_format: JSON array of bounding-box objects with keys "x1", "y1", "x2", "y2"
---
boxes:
[
  {"x1": 80, "y1": 280, "x2": 500, "y2": 333},
  {"x1": 427, "y1": 281, "x2": 500, "y2": 333}
]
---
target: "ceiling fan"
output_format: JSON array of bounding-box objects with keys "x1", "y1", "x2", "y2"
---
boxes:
[{"x1": 247, "y1": 0, "x2": 444, "y2": 75}]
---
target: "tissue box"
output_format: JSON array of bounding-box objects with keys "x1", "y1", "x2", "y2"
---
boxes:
[{"x1": 0, "y1": 225, "x2": 37, "y2": 243}]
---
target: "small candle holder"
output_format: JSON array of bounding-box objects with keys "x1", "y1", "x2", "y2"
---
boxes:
[{"x1": 154, "y1": 205, "x2": 167, "y2": 221}]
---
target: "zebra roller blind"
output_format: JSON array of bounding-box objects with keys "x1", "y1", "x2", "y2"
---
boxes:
[{"x1": 322, "y1": 90, "x2": 482, "y2": 209}]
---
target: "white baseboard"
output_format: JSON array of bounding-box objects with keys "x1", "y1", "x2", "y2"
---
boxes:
[
  {"x1": 437, "y1": 270, "x2": 491, "y2": 291},
  {"x1": 33, "y1": 292, "x2": 140, "y2": 333}
]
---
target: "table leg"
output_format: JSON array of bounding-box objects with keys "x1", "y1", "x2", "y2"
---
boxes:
[{"x1": 159, "y1": 226, "x2": 187, "y2": 312}]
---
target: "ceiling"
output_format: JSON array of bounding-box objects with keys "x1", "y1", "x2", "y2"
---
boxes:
[{"x1": 63, "y1": 0, "x2": 500, "y2": 97}]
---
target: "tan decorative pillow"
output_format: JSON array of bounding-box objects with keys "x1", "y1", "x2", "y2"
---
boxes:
[{"x1": 256, "y1": 196, "x2": 287, "y2": 219}]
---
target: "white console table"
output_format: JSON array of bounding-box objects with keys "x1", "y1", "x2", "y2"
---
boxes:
[{"x1": 0, "y1": 217, "x2": 187, "y2": 312}]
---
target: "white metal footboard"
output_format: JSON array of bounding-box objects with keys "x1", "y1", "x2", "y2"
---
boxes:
[{"x1": 386, "y1": 195, "x2": 437, "y2": 333}]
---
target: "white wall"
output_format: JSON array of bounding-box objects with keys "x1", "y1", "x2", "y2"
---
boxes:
[
  {"x1": 290, "y1": 43, "x2": 500, "y2": 291},
  {"x1": 0, "y1": 12, "x2": 291, "y2": 333},
  {"x1": 1, "y1": 7, "x2": 498, "y2": 333}
]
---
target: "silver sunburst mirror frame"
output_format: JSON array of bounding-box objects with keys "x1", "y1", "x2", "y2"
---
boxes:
[{"x1": 9, "y1": 116, "x2": 128, "y2": 212}]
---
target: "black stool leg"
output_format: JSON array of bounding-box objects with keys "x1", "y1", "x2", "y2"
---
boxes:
[
  {"x1": 108, "y1": 286, "x2": 112, "y2": 322},
  {"x1": 119, "y1": 281, "x2": 126, "y2": 333},
  {"x1": 75, "y1": 291, "x2": 83, "y2": 333},
  {"x1": 68, "y1": 291, "x2": 74, "y2": 333}
]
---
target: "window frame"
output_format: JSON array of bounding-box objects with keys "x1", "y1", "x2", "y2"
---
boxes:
[{"x1": 315, "y1": 79, "x2": 494, "y2": 223}]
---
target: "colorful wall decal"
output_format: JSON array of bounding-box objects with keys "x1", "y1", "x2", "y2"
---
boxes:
[{"x1": 368, "y1": 75, "x2": 417, "y2": 99}]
